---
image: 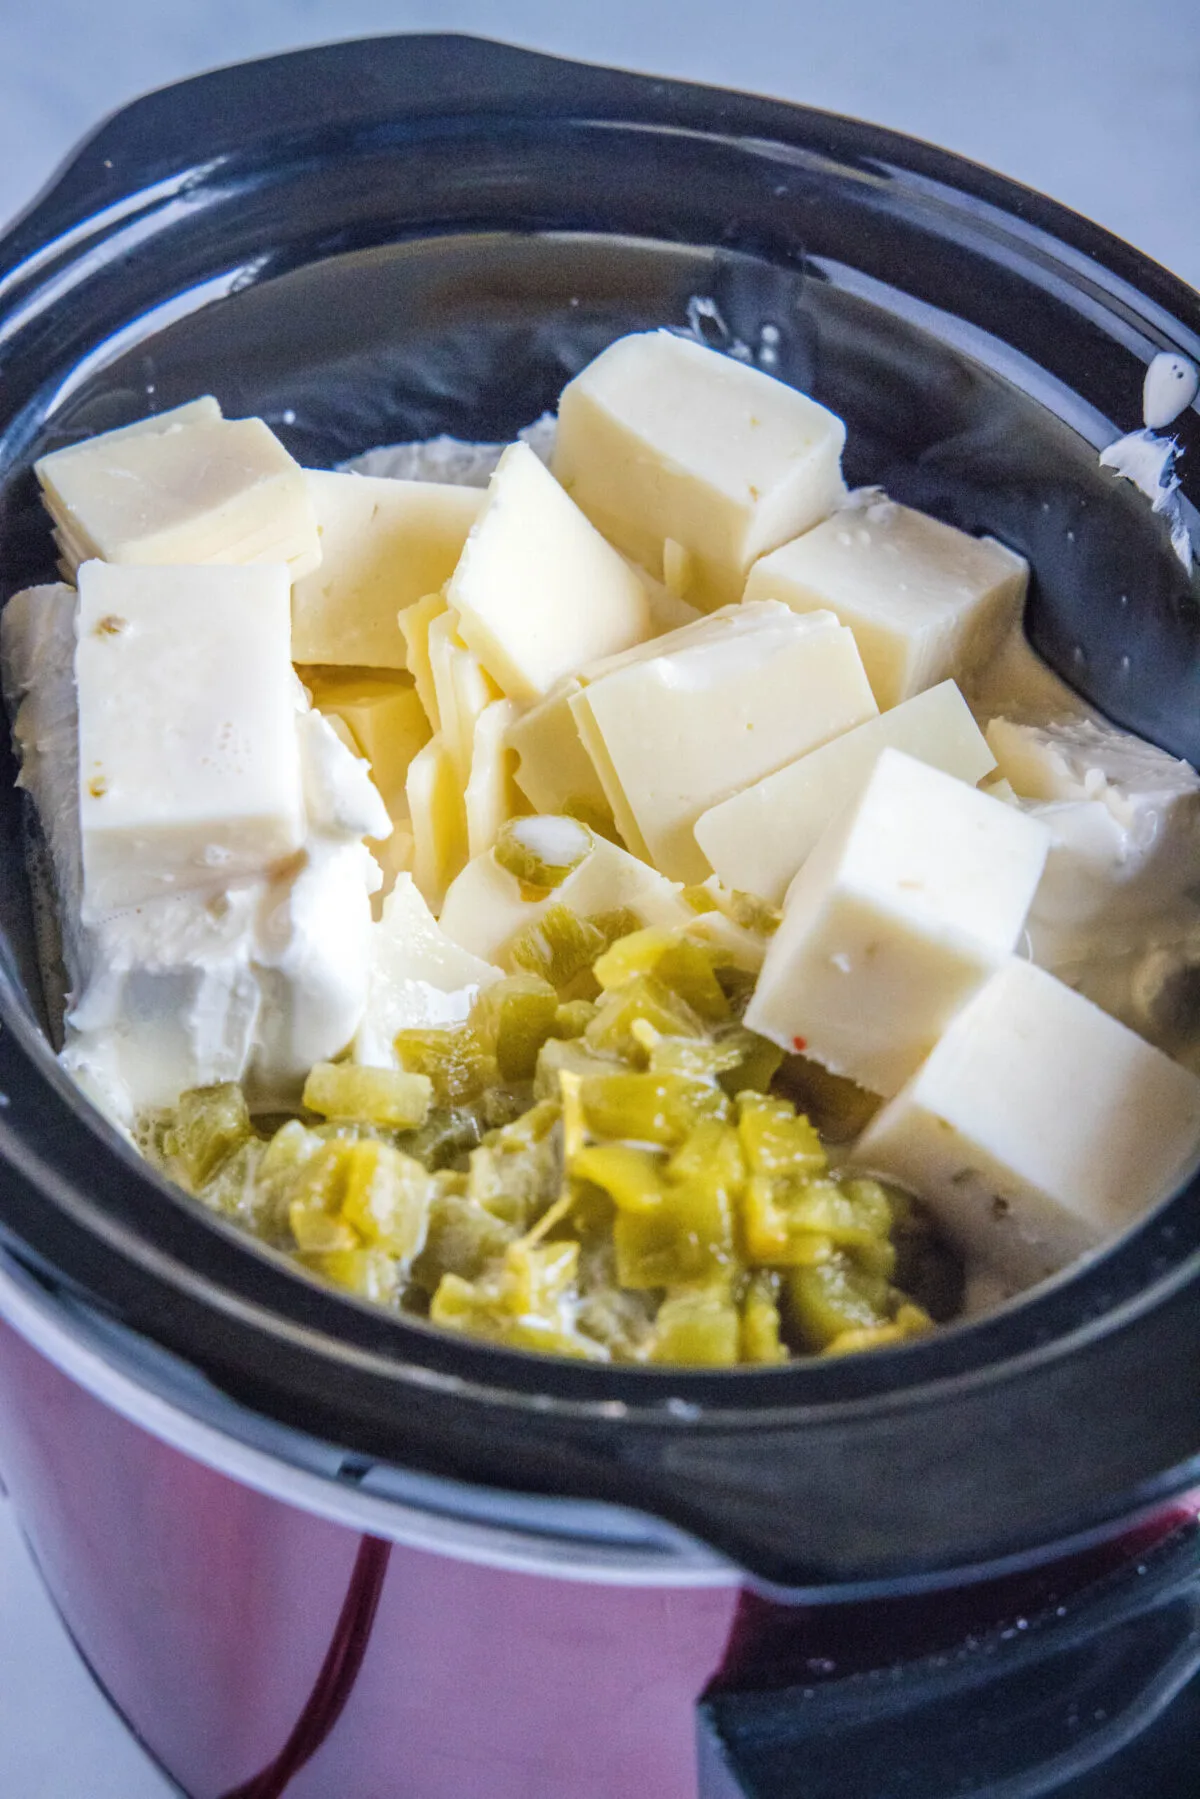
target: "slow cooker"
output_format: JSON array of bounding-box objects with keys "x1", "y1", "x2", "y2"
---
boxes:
[{"x1": 1, "y1": 34, "x2": 1199, "y2": 1799}]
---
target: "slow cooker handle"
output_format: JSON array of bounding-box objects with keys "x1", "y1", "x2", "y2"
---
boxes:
[
  {"x1": 0, "y1": 33, "x2": 660, "y2": 280},
  {"x1": 698, "y1": 1526, "x2": 1200, "y2": 1798}
]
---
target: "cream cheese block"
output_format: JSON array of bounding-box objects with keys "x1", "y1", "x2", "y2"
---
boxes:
[
  {"x1": 988, "y1": 716, "x2": 1200, "y2": 968},
  {"x1": 439, "y1": 828, "x2": 690, "y2": 967},
  {"x1": 695, "y1": 681, "x2": 996, "y2": 904},
  {"x1": 851, "y1": 957, "x2": 1200, "y2": 1283},
  {"x1": 75, "y1": 562, "x2": 306, "y2": 917},
  {"x1": 744, "y1": 749, "x2": 1050, "y2": 1095},
  {"x1": 37, "y1": 398, "x2": 320, "y2": 580},
  {"x1": 745, "y1": 494, "x2": 1027, "y2": 709},
  {"x1": 291, "y1": 471, "x2": 482, "y2": 667},
  {"x1": 352, "y1": 876, "x2": 502, "y2": 1069},
  {"x1": 553, "y1": 330, "x2": 846, "y2": 611},
  {"x1": 447, "y1": 441, "x2": 652, "y2": 703},
  {"x1": 568, "y1": 601, "x2": 878, "y2": 882},
  {"x1": 2, "y1": 581, "x2": 384, "y2": 1124}
]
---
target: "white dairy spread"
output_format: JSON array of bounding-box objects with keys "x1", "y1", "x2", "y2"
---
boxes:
[
  {"x1": 1, "y1": 581, "x2": 386, "y2": 1126},
  {"x1": 1099, "y1": 350, "x2": 1197, "y2": 572}
]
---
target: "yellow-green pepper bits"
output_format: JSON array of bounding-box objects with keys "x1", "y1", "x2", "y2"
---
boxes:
[
  {"x1": 302, "y1": 1062, "x2": 433, "y2": 1130},
  {"x1": 393, "y1": 1026, "x2": 495, "y2": 1106},
  {"x1": 613, "y1": 1119, "x2": 740, "y2": 1289},
  {"x1": 166, "y1": 1082, "x2": 252, "y2": 1187},
  {"x1": 493, "y1": 815, "x2": 593, "y2": 891},
  {"x1": 470, "y1": 973, "x2": 560, "y2": 1082},
  {"x1": 580, "y1": 1070, "x2": 730, "y2": 1147},
  {"x1": 786, "y1": 1255, "x2": 898, "y2": 1352},
  {"x1": 585, "y1": 974, "x2": 704, "y2": 1061},
  {"x1": 650, "y1": 1284, "x2": 741, "y2": 1365},
  {"x1": 740, "y1": 1273, "x2": 788, "y2": 1364}
]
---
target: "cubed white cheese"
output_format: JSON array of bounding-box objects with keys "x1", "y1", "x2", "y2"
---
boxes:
[
  {"x1": 553, "y1": 330, "x2": 846, "y2": 611},
  {"x1": 851, "y1": 958, "x2": 1200, "y2": 1282},
  {"x1": 406, "y1": 733, "x2": 467, "y2": 911},
  {"x1": 439, "y1": 830, "x2": 690, "y2": 967},
  {"x1": 465, "y1": 698, "x2": 524, "y2": 859},
  {"x1": 306, "y1": 671, "x2": 431, "y2": 814},
  {"x1": 75, "y1": 562, "x2": 305, "y2": 917},
  {"x1": 695, "y1": 681, "x2": 995, "y2": 904},
  {"x1": 447, "y1": 441, "x2": 652, "y2": 703},
  {"x1": 353, "y1": 875, "x2": 501, "y2": 1067},
  {"x1": 426, "y1": 607, "x2": 501, "y2": 775},
  {"x1": 744, "y1": 749, "x2": 1050, "y2": 1095},
  {"x1": 568, "y1": 601, "x2": 878, "y2": 882},
  {"x1": 745, "y1": 495, "x2": 1027, "y2": 709},
  {"x1": 506, "y1": 676, "x2": 614, "y2": 827},
  {"x1": 398, "y1": 591, "x2": 448, "y2": 730},
  {"x1": 291, "y1": 471, "x2": 482, "y2": 666},
  {"x1": 37, "y1": 399, "x2": 320, "y2": 580}
]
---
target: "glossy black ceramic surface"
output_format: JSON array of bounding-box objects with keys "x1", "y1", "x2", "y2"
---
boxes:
[{"x1": 0, "y1": 35, "x2": 1199, "y2": 1588}]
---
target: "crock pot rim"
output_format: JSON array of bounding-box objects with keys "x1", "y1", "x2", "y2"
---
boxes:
[{"x1": 1, "y1": 32, "x2": 1199, "y2": 1586}]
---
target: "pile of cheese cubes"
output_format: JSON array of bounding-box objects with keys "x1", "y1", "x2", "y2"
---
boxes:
[{"x1": 31, "y1": 325, "x2": 1200, "y2": 1296}]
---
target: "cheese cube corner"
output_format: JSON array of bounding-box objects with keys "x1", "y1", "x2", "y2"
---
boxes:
[
  {"x1": 744, "y1": 748, "x2": 1050, "y2": 1094},
  {"x1": 306, "y1": 670, "x2": 432, "y2": 814},
  {"x1": 75, "y1": 562, "x2": 305, "y2": 915},
  {"x1": 553, "y1": 330, "x2": 846, "y2": 610},
  {"x1": 439, "y1": 829, "x2": 690, "y2": 967},
  {"x1": 353, "y1": 875, "x2": 501, "y2": 1067},
  {"x1": 745, "y1": 497, "x2": 1027, "y2": 709},
  {"x1": 38, "y1": 400, "x2": 320, "y2": 580},
  {"x1": 291, "y1": 472, "x2": 482, "y2": 667},
  {"x1": 852, "y1": 958, "x2": 1200, "y2": 1282},
  {"x1": 507, "y1": 676, "x2": 614, "y2": 828},
  {"x1": 447, "y1": 441, "x2": 652, "y2": 703},
  {"x1": 696, "y1": 680, "x2": 996, "y2": 904},
  {"x1": 569, "y1": 601, "x2": 878, "y2": 883}
]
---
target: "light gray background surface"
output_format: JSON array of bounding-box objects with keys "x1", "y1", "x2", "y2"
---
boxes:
[{"x1": 0, "y1": 3, "x2": 1197, "y2": 1795}]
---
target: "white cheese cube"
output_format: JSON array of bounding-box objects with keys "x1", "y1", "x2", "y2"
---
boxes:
[
  {"x1": 439, "y1": 829, "x2": 690, "y2": 967},
  {"x1": 38, "y1": 399, "x2": 320, "y2": 580},
  {"x1": 465, "y1": 698, "x2": 524, "y2": 859},
  {"x1": 353, "y1": 876, "x2": 501, "y2": 1068},
  {"x1": 405, "y1": 733, "x2": 467, "y2": 911},
  {"x1": 506, "y1": 676, "x2": 614, "y2": 829},
  {"x1": 427, "y1": 608, "x2": 501, "y2": 776},
  {"x1": 75, "y1": 562, "x2": 305, "y2": 916},
  {"x1": 696, "y1": 681, "x2": 995, "y2": 904},
  {"x1": 447, "y1": 441, "x2": 652, "y2": 703},
  {"x1": 398, "y1": 591, "x2": 448, "y2": 729},
  {"x1": 852, "y1": 958, "x2": 1200, "y2": 1282},
  {"x1": 290, "y1": 472, "x2": 482, "y2": 667},
  {"x1": 553, "y1": 330, "x2": 846, "y2": 611},
  {"x1": 306, "y1": 671, "x2": 431, "y2": 814},
  {"x1": 744, "y1": 749, "x2": 1050, "y2": 1095},
  {"x1": 745, "y1": 496, "x2": 1027, "y2": 709},
  {"x1": 568, "y1": 601, "x2": 878, "y2": 882}
]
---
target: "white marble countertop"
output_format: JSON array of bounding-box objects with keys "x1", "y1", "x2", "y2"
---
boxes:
[{"x1": 0, "y1": 3, "x2": 1197, "y2": 1794}]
